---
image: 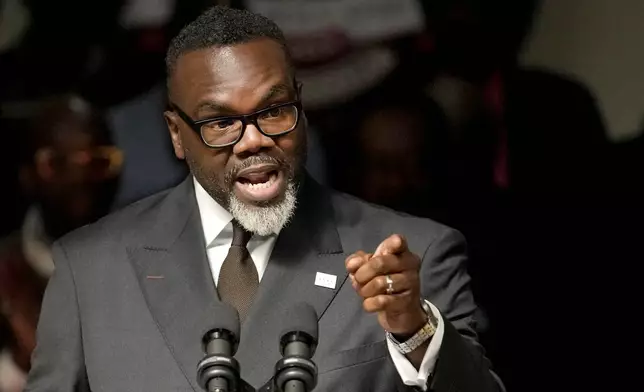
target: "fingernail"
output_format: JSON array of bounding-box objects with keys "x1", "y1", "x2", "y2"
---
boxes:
[{"x1": 347, "y1": 258, "x2": 360, "y2": 270}]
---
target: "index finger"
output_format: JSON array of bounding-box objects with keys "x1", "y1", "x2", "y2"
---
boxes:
[
  {"x1": 373, "y1": 234, "x2": 408, "y2": 257},
  {"x1": 345, "y1": 251, "x2": 372, "y2": 274}
]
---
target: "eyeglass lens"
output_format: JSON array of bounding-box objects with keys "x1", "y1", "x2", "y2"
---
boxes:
[{"x1": 200, "y1": 104, "x2": 298, "y2": 146}]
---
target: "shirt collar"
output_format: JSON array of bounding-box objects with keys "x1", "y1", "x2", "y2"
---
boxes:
[{"x1": 193, "y1": 177, "x2": 234, "y2": 248}]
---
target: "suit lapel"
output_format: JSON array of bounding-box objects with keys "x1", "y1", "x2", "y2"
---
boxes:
[
  {"x1": 235, "y1": 178, "x2": 348, "y2": 387},
  {"x1": 128, "y1": 178, "x2": 218, "y2": 391}
]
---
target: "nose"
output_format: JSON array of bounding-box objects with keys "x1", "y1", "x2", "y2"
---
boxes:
[{"x1": 233, "y1": 123, "x2": 276, "y2": 155}]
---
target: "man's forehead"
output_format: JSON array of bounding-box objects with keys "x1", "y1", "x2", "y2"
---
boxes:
[{"x1": 171, "y1": 39, "x2": 291, "y2": 101}]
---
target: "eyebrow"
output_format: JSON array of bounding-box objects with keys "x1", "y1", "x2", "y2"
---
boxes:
[
  {"x1": 260, "y1": 83, "x2": 294, "y2": 103},
  {"x1": 193, "y1": 82, "x2": 296, "y2": 117}
]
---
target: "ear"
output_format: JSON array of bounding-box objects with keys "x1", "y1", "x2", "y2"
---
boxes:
[
  {"x1": 302, "y1": 111, "x2": 309, "y2": 128},
  {"x1": 164, "y1": 111, "x2": 185, "y2": 160}
]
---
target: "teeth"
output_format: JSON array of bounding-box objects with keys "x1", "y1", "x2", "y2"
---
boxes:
[{"x1": 244, "y1": 173, "x2": 277, "y2": 190}]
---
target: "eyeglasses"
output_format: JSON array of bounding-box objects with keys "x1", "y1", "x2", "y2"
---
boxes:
[
  {"x1": 170, "y1": 101, "x2": 302, "y2": 148},
  {"x1": 34, "y1": 146, "x2": 123, "y2": 179}
]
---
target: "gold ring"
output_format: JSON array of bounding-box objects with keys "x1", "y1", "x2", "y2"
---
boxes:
[{"x1": 385, "y1": 275, "x2": 394, "y2": 295}]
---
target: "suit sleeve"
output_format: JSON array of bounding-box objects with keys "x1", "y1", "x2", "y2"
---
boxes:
[
  {"x1": 420, "y1": 228, "x2": 504, "y2": 392},
  {"x1": 25, "y1": 242, "x2": 90, "y2": 392}
]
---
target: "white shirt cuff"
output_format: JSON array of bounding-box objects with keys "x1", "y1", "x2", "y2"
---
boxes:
[{"x1": 386, "y1": 301, "x2": 445, "y2": 391}]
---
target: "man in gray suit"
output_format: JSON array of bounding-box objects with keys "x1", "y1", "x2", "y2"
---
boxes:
[{"x1": 26, "y1": 6, "x2": 502, "y2": 392}]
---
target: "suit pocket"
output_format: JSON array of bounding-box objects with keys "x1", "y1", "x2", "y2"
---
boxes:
[{"x1": 316, "y1": 340, "x2": 388, "y2": 374}]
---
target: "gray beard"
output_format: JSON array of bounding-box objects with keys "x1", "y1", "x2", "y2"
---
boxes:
[
  {"x1": 227, "y1": 180, "x2": 297, "y2": 236},
  {"x1": 185, "y1": 144, "x2": 305, "y2": 236}
]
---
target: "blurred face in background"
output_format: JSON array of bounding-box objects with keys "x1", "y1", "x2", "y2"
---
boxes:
[
  {"x1": 357, "y1": 107, "x2": 430, "y2": 210},
  {"x1": 22, "y1": 98, "x2": 122, "y2": 238}
]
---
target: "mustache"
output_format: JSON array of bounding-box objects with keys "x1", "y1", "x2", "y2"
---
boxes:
[{"x1": 224, "y1": 155, "x2": 289, "y2": 184}]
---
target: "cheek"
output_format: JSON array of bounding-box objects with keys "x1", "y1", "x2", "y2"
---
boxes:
[
  {"x1": 276, "y1": 129, "x2": 305, "y2": 160},
  {"x1": 276, "y1": 138, "x2": 295, "y2": 153},
  {"x1": 185, "y1": 144, "x2": 231, "y2": 179}
]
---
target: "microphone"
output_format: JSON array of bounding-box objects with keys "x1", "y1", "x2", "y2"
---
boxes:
[
  {"x1": 197, "y1": 303, "x2": 242, "y2": 392},
  {"x1": 273, "y1": 303, "x2": 319, "y2": 392}
]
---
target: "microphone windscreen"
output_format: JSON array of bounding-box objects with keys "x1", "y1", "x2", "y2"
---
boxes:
[
  {"x1": 201, "y1": 302, "x2": 241, "y2": 344},
  {"x1": 279, "y1": 302, "x2": 319, "y2": 342}
]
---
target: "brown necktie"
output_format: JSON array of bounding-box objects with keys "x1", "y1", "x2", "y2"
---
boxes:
[{"x1": 217, "y1": 221, "x2": 259, "y2": 322}]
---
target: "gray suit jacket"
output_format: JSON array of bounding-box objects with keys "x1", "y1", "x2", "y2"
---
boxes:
[{"x1": 26, "y1": 176, "x2": 502, "y2": 392}]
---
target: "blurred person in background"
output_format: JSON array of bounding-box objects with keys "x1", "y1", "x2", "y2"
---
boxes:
[
  {"x1": 0, "y1": 0, "x2": 213, "y2": 214},
  {"x1": 0, "y1": 95, "x2": 121, "y2": 392},
  {"x1": 612, "y1": 116, "x2": 644, "y2": 204},
  {"x1": 351, "y1": 96, "x2": 449, "y2": 220},
  {"x1": 426, "y1": 12, "x2": 611, "y2": 196},
  {"x1": 13, "y1": 0, "x2": 212, "y2": 105},
  {"x1": 607, "y1": 117, "x2": 644, "y2": 283},
  {"x1": 422, "y1": 1, "x2": 613, "y2": 389},
  {"x1": 425, "y1": 0, "x2": 610, "y2": 205}
]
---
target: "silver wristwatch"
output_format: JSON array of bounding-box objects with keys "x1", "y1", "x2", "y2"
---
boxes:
[{"x1": 386, "y1": 300, "x2": 437, "y2": 354}]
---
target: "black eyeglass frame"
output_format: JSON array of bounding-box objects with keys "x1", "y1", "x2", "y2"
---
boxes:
[{"x1": 169, "y1": 99, "x2": 303, "y2": 148}]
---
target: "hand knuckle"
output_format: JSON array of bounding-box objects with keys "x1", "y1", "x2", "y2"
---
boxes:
[
  {"x1": 357, "y1": 286, "x2": 366, "y2": 297},
  {"x1": 379, "y1": 275, "x2": 388, "y2": 290},
  {"x1": 373, "y1": 256, "x2": 385, "y2": 272}
]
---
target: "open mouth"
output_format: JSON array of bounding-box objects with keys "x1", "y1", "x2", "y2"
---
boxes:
[{"x1": 234, "y1": 164, "x2": 286, "y2": 203}]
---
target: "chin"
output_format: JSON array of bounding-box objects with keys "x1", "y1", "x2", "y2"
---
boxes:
[{"x1": 228, "y1": 181, "x2": 297, "y2": 236}]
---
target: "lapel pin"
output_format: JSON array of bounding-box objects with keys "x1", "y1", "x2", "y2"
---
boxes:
[{"x1": 315, "y1": 272, "x2": 337, "y2": 290}]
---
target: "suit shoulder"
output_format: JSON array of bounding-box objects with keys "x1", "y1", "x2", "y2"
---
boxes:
[
  {"x1": 329, "y1": 190, "x2": 457, "y2": 247},
  {"x1": 56, "y1": 187, "x2": 173, "y2": 253}
]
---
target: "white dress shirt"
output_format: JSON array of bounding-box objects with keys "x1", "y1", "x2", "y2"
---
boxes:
[{"x1": 194, "y1": 178, "x2": 444, "y2": 391}]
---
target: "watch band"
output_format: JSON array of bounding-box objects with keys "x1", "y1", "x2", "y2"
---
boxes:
[{"x1": 386, "y1": 300, "x2": 437, "y2": 354}]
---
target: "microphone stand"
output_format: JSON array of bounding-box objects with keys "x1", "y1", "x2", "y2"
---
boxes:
[
  {"x1": 197, "y1": 344, "x2": 316, "y2": 392},
  {"x1": 197, "y1": 352, "x2": 257, "y2": 392},
  {"x1": 273, "y1": 356, "x2": 317, "y2": 392},
  {"x1": 197, "y1": 352, "x2": 241, "y2": 392},
  {"x1": 273, "y1": 334, "x2": 317, "y2": 392}
]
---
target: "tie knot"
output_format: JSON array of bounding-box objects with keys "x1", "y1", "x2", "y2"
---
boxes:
[{"x1": 231, "y1": 220, "x2": 252, "y2": 247}]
